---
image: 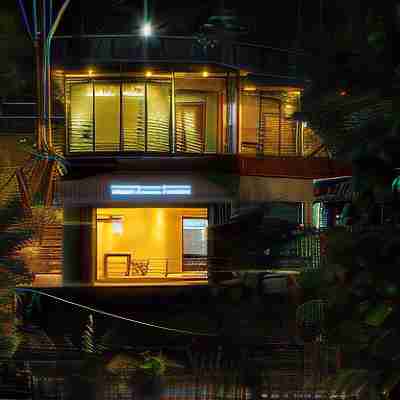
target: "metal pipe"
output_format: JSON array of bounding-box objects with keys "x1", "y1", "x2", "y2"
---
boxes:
[
  {"x1": 43, "y1": 0, "x2": 72, "y2": 151},
  {"x1": 17, "y1": 0, "x2": 33, "y2": 40},
  {"x1": 33, "y1": 0, "x2": 38, "y2": 38}
]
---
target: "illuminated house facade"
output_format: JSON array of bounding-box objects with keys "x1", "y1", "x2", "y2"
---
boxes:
[{"x1": 2, "y1": 33, "x2": 351, "y2": 287}]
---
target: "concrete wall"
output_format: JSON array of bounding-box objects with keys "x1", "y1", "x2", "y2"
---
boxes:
[{"x1": 239, "y1": 176, "x2": 314, "y2": 225}]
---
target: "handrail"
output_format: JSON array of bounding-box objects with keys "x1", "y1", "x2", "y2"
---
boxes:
[
  {"x1": 51, "y1": 34, "x2": 309, "y2": 79},
  {"x1": 53, "y1": 33, "x2": 307, "y2": 55}
]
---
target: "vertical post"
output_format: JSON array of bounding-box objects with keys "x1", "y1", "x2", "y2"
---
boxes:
[
  {"x1": 120, "y1": 81, "x2": 123, "y2": 151},
  {"x1": 171, "y1": 72, "x2": 175, "y2": 153},
  {"x1": 92, "y1": 80, "x2": 95, "y2": 151},
  {"x1": 236, "y1": 72, "x2": 241, "y2": 155},
  {"x1": 257, "y1": 92, "x2": 262, "y2": 155},
  {"x1": 144, "y1": 81, "x2": 148, "y2": 151},
  {"x1": 278, "y1": 102, "x2": 282, "y2": 156},
  {"x1": 43, "y1": 0, "x2": 72, "y2": 152}
]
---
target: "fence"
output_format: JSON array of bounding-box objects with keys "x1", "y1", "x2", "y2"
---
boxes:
[
  {"x1": 53, "y1": 35, "x2": 308, "y2": 79},
  {"x1": 101, "y1": 256, "x2": 209, "y2": 280}
]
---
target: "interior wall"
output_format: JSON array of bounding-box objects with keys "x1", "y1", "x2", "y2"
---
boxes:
[
  {"x1": 96, "y1": 207, "x2": 207, "y2": 278},
  {"x1": 240, "y1": 93, "x2": 259, "y2": 151}
]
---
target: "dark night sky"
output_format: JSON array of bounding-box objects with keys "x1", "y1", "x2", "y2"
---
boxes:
[
  {"x1": 58, "y1": 0, "x2": 304, "y2": 46},
  {"x1": 3, "y1": 0, "x2": 362, "y2": 48},
  {"x1": 4, "y1": 0, "x2": 383, "y2": 57}
]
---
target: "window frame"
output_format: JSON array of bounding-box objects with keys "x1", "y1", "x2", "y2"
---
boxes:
[{"x1": 181, "y1": 216, "x2": 208, "y2": 258}]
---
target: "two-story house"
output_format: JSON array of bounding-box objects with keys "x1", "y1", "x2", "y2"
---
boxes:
[{"x1": 1, "y1": 10, "x2": 351, "y2": 288}]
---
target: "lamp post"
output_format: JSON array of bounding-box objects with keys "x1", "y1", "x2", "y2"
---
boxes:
[
  {"x1": 18, "y1": 0, "x2": 71, "y2": 152},
  {"x1": 42, "y1": 0, "x2": 72, "y2": 151}
]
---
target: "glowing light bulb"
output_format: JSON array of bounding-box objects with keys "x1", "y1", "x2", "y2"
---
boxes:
[{"x1": 142, "y1": 23, "x2": 152, "y2": 37}]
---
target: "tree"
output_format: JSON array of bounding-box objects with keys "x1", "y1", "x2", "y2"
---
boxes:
[
  {"x1": 296, "y1": 225, "x2": 400, "y2": 397},
  {"x1": 299, "y1": 2, "x2": 400, "y2": 167},
  {"x1": 0, "y1": 197, "x2": 33, "y2": 358}
]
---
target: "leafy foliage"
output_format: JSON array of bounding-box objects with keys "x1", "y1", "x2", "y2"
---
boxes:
[{"x1": 0, "y1": 196, "x2": 33, "y2": 359}]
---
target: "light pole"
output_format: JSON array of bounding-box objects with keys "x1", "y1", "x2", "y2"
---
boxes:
[{"x1": 18, "y1": 0, "x2": 71, "y2": 152}]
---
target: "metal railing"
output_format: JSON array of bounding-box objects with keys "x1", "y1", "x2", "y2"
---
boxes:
[
  {"x1": 100, "y1": 256, "x2": 209, "y2": 280},
  {"x1": 53, "y1": 34, "x2": 308, "y2": 79}
]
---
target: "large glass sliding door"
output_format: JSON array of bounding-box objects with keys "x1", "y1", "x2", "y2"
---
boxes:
[
  {"x1": 122, "y1": 83, "x2": 145, "y2": 151},
  {"x1": 68, "y1": 79, "x2": 171, "y2": 153},
  {"x1": 68, "y1": 82, "x2": 93, "y2": 152},
  {"x1": 67, "y1": 73, "x2": 236, "y2": 154},
  {"x1": 240, "y1": 91, "x2": 298, "y2": 156},
  {"x1": 147, "y1": 81, "x2": 171, "y2": 152},
  {"x1": 94, "y1": 82, "x2": 121, "y2": 151}
]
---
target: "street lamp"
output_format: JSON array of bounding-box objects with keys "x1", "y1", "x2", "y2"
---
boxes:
[{"x1": 141, "y1": 22, "x2": 152, "y2": 37}]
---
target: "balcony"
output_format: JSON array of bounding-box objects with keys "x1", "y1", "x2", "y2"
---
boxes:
[{"x1": 52, "y1": 34, "x2": 308, "y2": 79}]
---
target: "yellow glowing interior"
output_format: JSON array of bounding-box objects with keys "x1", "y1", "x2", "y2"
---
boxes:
[{"x1": 96, "y1": 208, "x2": 207, "y2": 279}]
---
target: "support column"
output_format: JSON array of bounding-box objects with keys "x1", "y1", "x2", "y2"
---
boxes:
[{"x1": 63, "y1": 207, "x2": 95, "y2": 285}]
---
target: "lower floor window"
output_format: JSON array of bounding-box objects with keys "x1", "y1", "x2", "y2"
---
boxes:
[{"x1": 96, "y1": 208, "x2": 208, "y2": 279}]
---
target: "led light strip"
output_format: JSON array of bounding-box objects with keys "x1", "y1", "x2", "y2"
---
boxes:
[{"x1": 111, "y1": 184, "x2": 192, "y2": 196}]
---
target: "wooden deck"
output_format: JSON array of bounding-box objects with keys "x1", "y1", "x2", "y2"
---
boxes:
[{"x1": 31, "y1": 273, "x2": 208, "y2": 287}]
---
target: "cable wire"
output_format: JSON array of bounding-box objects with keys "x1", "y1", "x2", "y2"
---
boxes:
[
  {"x1": 16, "y1": 288, "x2": 217, "y2": 337},
  {"x1": 17, "y1": 0, "x2": 33, "y2": 41}
]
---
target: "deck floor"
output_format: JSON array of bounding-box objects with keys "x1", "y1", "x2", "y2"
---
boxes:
[{"x1": 31, "y1": 273, "x2": 208, "y2": 287}]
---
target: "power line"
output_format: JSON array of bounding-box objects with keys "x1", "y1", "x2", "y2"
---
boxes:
[{"x1": 16, "y1": 288, "x2": 217, "y2": 337}]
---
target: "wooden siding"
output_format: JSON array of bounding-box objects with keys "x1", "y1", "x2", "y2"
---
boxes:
[{"x1": 238, "y1": 155, "x2": 352, "y2": 179}]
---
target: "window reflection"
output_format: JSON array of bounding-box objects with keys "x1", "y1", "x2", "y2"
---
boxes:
[
  {"x1": 68, "y1": 76, "x2": 227, "y2": 154},
  {"x1": 95, "y1": 83, "x2": 120, "y2": 151},
  {"x1": 69, "y1": 82, "x2": 93, "y2": 152},
  {"x1": 122, "y1": 83, "x2": 145, "y2": 151},
  {"x1": 147, "y1": 82, "x2": 171, "y2": 152}
]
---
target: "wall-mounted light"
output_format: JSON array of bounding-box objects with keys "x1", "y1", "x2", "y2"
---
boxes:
[
  {"x1": 88, "y1": 69, "x2": 94, "y2": 76},
  {"x1": 145, "y1": 71, "x2": 152, "y2": 78},
  {"x1": 142, "y1": 22, "x2": 152, "y2": 37},
  {"x1": 202, "y1": 71, "x2": 209, "y2": 77},
  {"x1": 243, "y1": 86, "x2": 257, "y2": 91}
]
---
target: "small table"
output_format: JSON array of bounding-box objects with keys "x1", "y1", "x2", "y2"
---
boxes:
[{"x1": 103, "y1": 253, "x2": 132, "y2": 278}]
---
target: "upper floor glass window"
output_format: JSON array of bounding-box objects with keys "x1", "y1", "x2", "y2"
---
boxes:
[
  {"x1": 68, "y1": 79, "x2": 172, "y2": 153},
  {"x1": 66, "y1": 75, "x2": 232, "y2": 155},
  {"x1": 240, "y1": 91, "x2": 298, "y2": 156}
]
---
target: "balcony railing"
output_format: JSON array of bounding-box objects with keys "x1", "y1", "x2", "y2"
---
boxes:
[
  {"x1": 53, "y1": 34, "x2": 308, "y2": 78},
  {"x1": 98, "y1": 257, "x2": 209, "y2": 280}
]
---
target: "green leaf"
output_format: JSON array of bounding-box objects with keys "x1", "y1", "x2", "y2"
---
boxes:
[{"x1": 365, "y1": 303, "x2": 393, "y2": 327}]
